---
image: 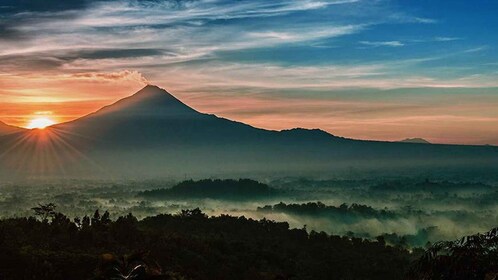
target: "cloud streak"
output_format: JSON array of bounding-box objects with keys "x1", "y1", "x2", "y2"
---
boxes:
[{"x1": 359, "y1": 40, "x2": 405, "y2": 47}]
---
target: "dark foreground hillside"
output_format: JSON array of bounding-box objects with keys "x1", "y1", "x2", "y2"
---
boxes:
[{"x1": 0, "y1": 207, "x2": 417, "y2": 280}]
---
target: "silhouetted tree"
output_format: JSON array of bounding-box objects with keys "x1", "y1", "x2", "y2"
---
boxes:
[
  {"x1": 178, "y1": 208, "x2": 206, "y2": 219},
  {"x1": 31, "y1": 203, "x2": 57, "y2": 221}
]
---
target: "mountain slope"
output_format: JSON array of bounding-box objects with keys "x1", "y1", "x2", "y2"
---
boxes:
[
  {"x1": 54, "y1": 85, "x2": 342, "y2": 148},
  {"x1": 54, "y1": 85, "x2": 268, "y2": 146},
  {"x1": 0, "y1": 85, "x2": 497, "y2": 179},
  {"x1": 0, "y1": 121, "x2": 24, "y2": 136}
]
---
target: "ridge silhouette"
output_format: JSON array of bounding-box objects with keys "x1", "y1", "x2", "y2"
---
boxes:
[{"x1": 0, "y1": 85, "x2": 497, "y2": 179}]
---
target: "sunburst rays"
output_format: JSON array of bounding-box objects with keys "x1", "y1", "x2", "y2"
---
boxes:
[{"x1": 0, "y1": 126, "x2": 111, "y2": 179}]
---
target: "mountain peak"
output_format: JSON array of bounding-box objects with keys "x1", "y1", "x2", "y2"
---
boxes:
[
  {"x1": 399, "y1": 138, "x2": 431, "y2": 144},
  {"x1": 133, "y1": 84, "x2": 174, "y2": 98},
  {"x1": 138, "y1": 84, "x2": 164, "y2": 93},
  {"x1": 91, "y1": 84, "x2": 199, "y2": 117}
]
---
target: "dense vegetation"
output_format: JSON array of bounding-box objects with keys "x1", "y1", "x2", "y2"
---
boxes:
[
  {"x1": 0, "y1": 206, "x2": 417, "y2": 280},
  {"x1": 140, "y1": 179, "x2": 276, "y2": 200},
  {"x1": 258, "y1": 202, "x2": 397, "y2": 220},
  {"x1": 408, "y1": 227, "x2": 498, "y2": 280}
]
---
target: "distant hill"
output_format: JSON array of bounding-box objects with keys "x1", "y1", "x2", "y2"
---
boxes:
[
  {"x1": 0, "y1": 85, "x2": 497, "y2": 179},
  {"x1": 399, "y1": 138, "x2": 431, "y2": 144},
  {"x1": 140, "y1": 179, "x2": 276, "y2": 200}
]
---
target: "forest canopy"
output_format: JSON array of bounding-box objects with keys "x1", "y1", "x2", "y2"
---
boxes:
[
  {"x1": 139, "y1": 179, "x2": 276, "y2": 200},
  {"x1": 0, "y1": 206, "x2": 416, "y2": 280}
]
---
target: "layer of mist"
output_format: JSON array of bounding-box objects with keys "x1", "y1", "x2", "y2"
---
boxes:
[{"x1": 1, "y1": 177, "x2": 496, "y2": 247}]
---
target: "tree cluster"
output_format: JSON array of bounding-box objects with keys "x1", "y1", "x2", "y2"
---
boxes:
[
  {"x1": 0, "y1": 205, "x2": 414, "y2": 280},
  {"x1": 140, "y1": 179, "x2": 276, "y2": 200},
  {"x1": 258, "y1": 202, "x2": 397, "y2": 220}
]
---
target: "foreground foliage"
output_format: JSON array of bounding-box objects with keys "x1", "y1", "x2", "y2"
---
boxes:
[
  {"x1": 0, "y1": 207, "x2": 415, "y2": 280},
  {"x1": 408, "y1": 227, "x2": 498, "y2": 280}
]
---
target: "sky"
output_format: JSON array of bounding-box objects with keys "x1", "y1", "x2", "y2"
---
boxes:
[{"x1": 0, "y1": 0, "x2": 497, "y2": 144}]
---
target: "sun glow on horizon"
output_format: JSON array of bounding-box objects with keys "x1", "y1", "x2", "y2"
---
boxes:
[{"x1": 26, "y1": 117, "x2": 56, "y2": 129}]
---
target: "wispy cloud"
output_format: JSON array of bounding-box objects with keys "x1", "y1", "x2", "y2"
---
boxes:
[
  {"x1": 412, "y1": 17, "x2": 438, "y2": 24},
  {"x1": 359, "y1": 40, "x2": 405, "y2": 47},
  {"x1": 434, "y1": 36, "x2": 462, "y2": 42},
  {"x1": 463, "y1": 46, "x2": 489, "y2": 53},
  {"x1": 387, "y1": 12, "x2": 438, "y2": 24},
  {"x1": 0, "y1": 0, "x2": 368, "y2": 68}
]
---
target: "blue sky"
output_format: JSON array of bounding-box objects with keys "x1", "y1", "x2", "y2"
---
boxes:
[{"x1": 1, "y1": 0, "x2": 497, "y2": 144}]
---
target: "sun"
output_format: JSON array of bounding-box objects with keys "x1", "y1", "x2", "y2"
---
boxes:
[{"x1": 27, "y1": 117, "x2": 56, "y2": 129}]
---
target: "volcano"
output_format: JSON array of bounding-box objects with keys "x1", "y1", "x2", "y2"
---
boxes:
[
  {"x1": 53, "y1": 85, "x2": 339, "y2": 147},
  {"x1": 0, "y1": 85, "x2": 497, "y2": 179}
]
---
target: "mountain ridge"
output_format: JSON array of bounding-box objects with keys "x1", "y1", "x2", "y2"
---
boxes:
[{"x1": 0, "y1": 85, "x2": 497, "y2": 179}]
